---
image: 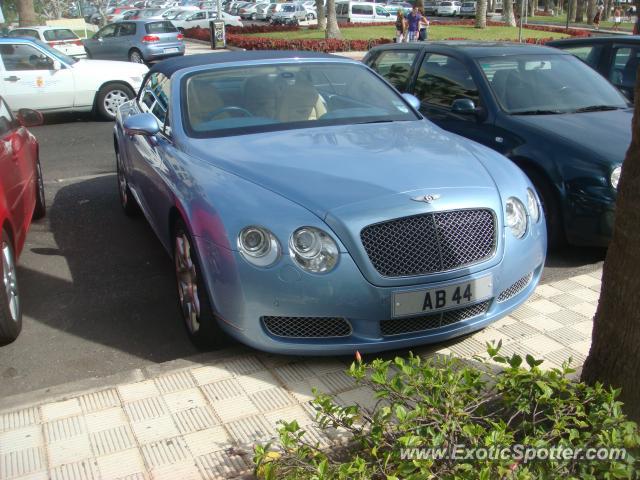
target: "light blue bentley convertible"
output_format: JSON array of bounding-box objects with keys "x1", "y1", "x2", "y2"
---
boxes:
[{"x1": 114, "y1": 51, "x2": 546, "y2": 354}]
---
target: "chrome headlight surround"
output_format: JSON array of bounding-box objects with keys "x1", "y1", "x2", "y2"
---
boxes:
[
  {"x1": 526, "y1": 188, "x2": 540, "y2": 223},
  {"x1": 238, "y1": 226, "x2": 280, "y2": 267},
  {"x1": 505, "y1": 197, "x2": 528, "y2": 239},
  {"x1": 289, "y1": 227, "x2": 339, "y2": 273},
  {"x1": 611, "y1": 165, "x2": 621, "y2": 190}
]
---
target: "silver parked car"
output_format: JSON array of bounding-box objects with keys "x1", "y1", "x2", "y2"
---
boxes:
[
  {"x1": 459, "y1": 1, "x2": 476, "y2": 16},
  {"x1": 270, "y1": 2, "x2": 308, "y2": 24},
  {"x1": 83, "y1": 20, "x2": 184, "y2": 64}
]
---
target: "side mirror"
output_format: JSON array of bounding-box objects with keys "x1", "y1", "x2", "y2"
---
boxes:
[
  {"x1": 17, "y1": 108, "x2": 44, "y2": 127},
  {"x1": 52, "y1": 60, "x2": 62, "y2": 71},
  {"x1": 124, "y1": 113, "x2": 160, "y2": 137},
  {"x1": 402, "y1": 93, "x2": 421, "y2": 111},
  {"x1": 451, "y1": 98, "x2": 477, "y2": 114}
]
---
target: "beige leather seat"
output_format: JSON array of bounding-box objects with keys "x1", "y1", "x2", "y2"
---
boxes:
[
  {"x1": 243, "y1": 75, "x2": 280, "y2": 119},
  {"x1": 277, "y1": 75, "x2": 327, "y2": 122},
  {"x1": 186, "y1": 79, "x2": 225, "y2": 127}
]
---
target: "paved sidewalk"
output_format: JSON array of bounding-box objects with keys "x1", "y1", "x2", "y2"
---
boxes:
[{"x1": 0, "y1": 270, "x2": 602, "y2": 480}]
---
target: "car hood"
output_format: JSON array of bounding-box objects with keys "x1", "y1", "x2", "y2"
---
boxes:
[
  {"x1": 186, "y1": 121, "x2": 501, "y2": 219},
  {"x1": 507, "y1": 108, "x2": 633, "y2": 164},
  {"x1": 72, "y1": 58, "x2": 148, "y2": 78}
]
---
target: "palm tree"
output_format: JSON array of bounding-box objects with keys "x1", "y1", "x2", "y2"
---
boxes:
[
  {"x1": 325, "y1": 0, "x2": 342, "y2": 38},
  {"x1": 475, "y1": 0, "x2": 488, "y2": 27},
  {"x1": 17, "y1": 0, "x2": 37, "y2": 26},
  {"x1": 316, "y1": 0, "x2": 327, "y2": 30},
  {"x1": 581, "y1": 78, "x2": 640, "y2": 421},
  {"x1": 503, "y1": 0, "x2": 517, "y2": 26}
]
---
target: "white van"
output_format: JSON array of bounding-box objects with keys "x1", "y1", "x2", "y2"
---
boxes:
[{"x1": 335, "y1": 1, "x2": 393, "y2": 23}]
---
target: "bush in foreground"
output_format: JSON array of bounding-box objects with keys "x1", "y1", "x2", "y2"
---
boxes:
[{"x1": 254, "y1": 344, "x2": 639, "y2": 479}]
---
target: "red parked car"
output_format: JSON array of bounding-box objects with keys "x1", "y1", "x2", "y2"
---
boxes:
[{"x1": 0, "y1": 99, "x2": 45, "y2": 346}]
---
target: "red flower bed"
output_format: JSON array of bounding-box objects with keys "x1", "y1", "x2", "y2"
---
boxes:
[
  {"x1": 185, "y1": 20, "x2": 588, "y2": 52},
  {"x1": 226, "y1": 33, "x2": 392, "y2": 52}
]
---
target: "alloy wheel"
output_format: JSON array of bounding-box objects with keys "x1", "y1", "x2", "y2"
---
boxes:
[
  {"x1": 103, "y1": 90, "x2": 129, "y2": 118},
  {"x1": 175, "y1": 233, "x2": 201, "y2": 334},
  {"x1": 116, "y1": 151, "x2": 128, "y2": 207},
  {"x1": 2, "y1": 241, "x2": 19, "y2": 323}
]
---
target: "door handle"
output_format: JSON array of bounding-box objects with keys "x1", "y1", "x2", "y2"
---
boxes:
[{"x1": 4, "y1": 76, "x2": 19, "y2": 82}]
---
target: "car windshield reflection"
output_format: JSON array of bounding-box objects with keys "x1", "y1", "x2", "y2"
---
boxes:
[
  {"x1": 478, "y1": 54, "x2": 629, "y2": 114},
  {"x1": 184, "y1": 62, "x2": 419, "y2": 137}
]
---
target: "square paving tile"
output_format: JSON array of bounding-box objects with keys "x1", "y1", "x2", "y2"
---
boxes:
[
  {"x1": 0, "y1": 408, "x2": 39, "y2": 432},
  {"x1": 182, "y1": 427, "x2": 230, "y2": 457},
  {"x1": 163, "y1": 388, "x2": 207, "y2": 414},
  {"x1": 521, "y1": 315, "x2": 564, "y2": 332},
  {"x1": 528, "y1": 299, "x2": 564, "y2": 315},
  {"x1": 544, "y1": 347, "x2": 586, "y2": 367},
  {"x1": 124, "y1": 397, "x2": 168, "y2": 423},
  {"x1": 50, "y1": 458, "x2": 100, "y2": 480},
  {"x1": 195, "y1": 451, "x2": 250, "y2": 480},
  {"x1": 224, "y1": 414, "x2": 274, "y2": 446},
  {"x1": 131, "y1": 416, "x2": 179, "y2": 445},
  {"x1": 519, "y1": 334, "x2": 565, "y2": 356},
  {"x1": 84, "y1": 407, "x2": 128, "y2": 433},
  {"x1": 172, "y1": 406, "x2": 218, "y2": 434},
  {"x1": 548, "y1": 310, "x2": 589, "y2": 326},
  {"x1": 496, "y1": 322, "x2": 540, "y2": 340},
  {"x1": 47, "y1": 434, "x2": 93, "y2": 467},
  {"x1": 41, "y1": 399, "x2": 82, "y2": 422},
  {"x1": 150, "y1": 460, "x2": 202, "y2": 480},
  {"x1": 223, "y1": 356, "x2": 265, "y2": 376},
  {"x1": 0, "y1": 425, "x2": 43, "y2": 454},
  {"x1": 78, "y1": 389, "x2": 120, "y2": 414},
  {"x1": 210, "y1": 396, "x2": 259, "y2": 422},
  {"x1": 263, "y1": 404, "x2": 315, "y2": 429},
  {"x1": 200, "y1": 379, "x2": 243, "y2": 404},
  {"x1": 118, "y1": 381, "x2": 161, "y2": 403},
  {"x1": 154, "y1": 371, "x2": 196, "y2": 395},
  {"x1": 95, "y1": 448, "x2": 146, "y2": 480},
  {"x1": 44, "y1": 415, "x2": 87, "y2": 443},
  {"x1": 190, "y1": 366, "x2": 233, "y2": 386},
  {"x1": 236, "y1": 370, "x2": 280, "y2": 395},
  {"x1": 248, "y1": 387, "x2": 296, "y2": 413},
  {"x1": 545, "y1": 326, "x2": 588, "y2": 346},
  {"x1": 0, "y1": 446, "x2": 46, "y2": 479},
  {"x1": 89, "y1": 424, "x2": 136, "y2": 456},
  {"x1": 140, "y1": 436, "x2": 190, "y2": 468}
]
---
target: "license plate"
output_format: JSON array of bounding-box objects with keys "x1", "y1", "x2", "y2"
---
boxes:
[
  {"x1": 392, "y1": 275, "x2": 493, "y2": 318},
  {"x1": 164, "y1": 48, "x2": 179, "y2": 53}
]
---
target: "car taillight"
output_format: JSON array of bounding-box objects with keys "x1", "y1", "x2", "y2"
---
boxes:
[
  {"x1": 142, "y1": 35, "x2": 160, "y2": 42},
  {"x1": 176, "y1": 33, "x2": 184, "y2": 40},
  {"x1": 74, "y1": 40, "x2": 83, "y2": 46}
]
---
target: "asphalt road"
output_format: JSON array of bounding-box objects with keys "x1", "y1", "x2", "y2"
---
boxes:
[{"x1": 0, "y1": 115, "x2": 606, "y2": 397}]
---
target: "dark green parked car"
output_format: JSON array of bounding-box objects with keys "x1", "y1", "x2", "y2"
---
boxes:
[{"x1": 364, "y1": 42, "x2": 632, "y2": 248}]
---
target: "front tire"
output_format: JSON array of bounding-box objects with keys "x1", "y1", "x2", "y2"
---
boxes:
[
  {"x1": 97, "y1": 83, "x2": 135, "y2": 121},
  {"x1": 116, "y1": 148, "x2": 139, "y2": 216},
  {"x1": 173, "y1": 219, "x2": 225, "y2": 349},
  {"x1": 0, "y1": 230, "x2": 22, "y2": 346},
  {"x1": 33, "y1": 159, "x2": 46, "y2": 220},
  {"x1": 525, "y1": 169, "x2": 565, "y2": 250}
]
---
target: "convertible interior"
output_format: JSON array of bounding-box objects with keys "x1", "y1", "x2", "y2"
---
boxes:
[{"x1": 184, "y1": 64, "x2": 414, "y2": 135}]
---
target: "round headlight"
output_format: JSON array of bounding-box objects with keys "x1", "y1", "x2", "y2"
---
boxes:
[
  {"x1": 527, "y1": 188, "x2": 540, "y2": 223},
  {"x1": 611, "y1": 166, "x2": 621, "y2": 189},
  {"x1": 290, "y1": 227, "x2": 339, "y2": 273},
  {"x1": 505, "y1": 197, "x2": 528, "y2": 239},
  {"x1": 238, "y1": 226, "x2": 280, "y2": 267}
]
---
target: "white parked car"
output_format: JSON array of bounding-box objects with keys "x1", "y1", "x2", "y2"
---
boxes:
[
  {"x1": 171, "y1": 9, "x2": 243, "y2": 29},
  {"x1": 255, "y1": 2, "x2": 272, "y2": 20},
  {"x1": 8, "y1": 26, "x2": 86, "y2": 58},
  {"x1": 0, "y1": 37, "x2": 147, "y2": 120},
  {"x1": 335, "y1": 1, "x2": 392, "y2": 23},
  {"x1": 436, "y1": 0, "x2": 461, "y2": 15},
  {"x1": 238, "y1": 1, "x2": 270, "y2": 20}
]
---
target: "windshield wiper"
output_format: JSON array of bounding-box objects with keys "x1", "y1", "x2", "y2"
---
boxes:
[
  {"x1": 573, "y1": 105, "x2": 622, "y2": 113},
  {"x1": 511, "y1": 109, "x2": 563, "y2": 115},
  {"x1": 355, "y1": 119, "x2": 394, "y2": 124}
]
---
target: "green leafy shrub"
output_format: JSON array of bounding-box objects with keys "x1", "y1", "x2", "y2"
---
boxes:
[{"x1": 254, "y1": 343, "x2": 639, "y2": 479}]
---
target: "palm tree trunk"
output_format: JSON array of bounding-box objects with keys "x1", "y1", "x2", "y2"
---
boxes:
[
  {"x1": 503, "y1": 0, "x2": 517, "y2": 25},
  {"x1": 17, "y1": 0, "x2": 37, "y2": 26},
  {"x1": 325, "y1": 0, "x2": 341, "y2": 38},
  {"x1": 569, "y1": 0, "x2": 577, "y2": 21},
  {"x1": 315, "y1": 0, "x2": 326, "y2": 30},
  {"x1": 586, "y1": 0, "x2": 595, "y2": 23},
  {"x1": 581, "y1": 73, "x2": 640, "y2": 422},
  {"x1": 475, "y1": 0, "x2": 487, "y2": 27}
]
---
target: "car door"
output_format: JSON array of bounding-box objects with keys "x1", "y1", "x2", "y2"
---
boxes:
[
  {"x1": 410, "y1": 53, "x2": 505, "y2": 151},
  {"x1": 0, "y1": 99, "x2": 32, "y2": 244},
  {"x1": 113, "y1": 22, "x2": 138, "y2": 61},
  {"x1": 84, "y1": 24, "x2": 118, "y2": 59},
  {"x1": 606, "y1": 45, "x2": 639, "y2": 100},
  {"x1": 0, "y1": 42, "x2": 75, "y2": 111},
  {"x1": 126, "y1": 72, "x2": 175, "y2": 237}
]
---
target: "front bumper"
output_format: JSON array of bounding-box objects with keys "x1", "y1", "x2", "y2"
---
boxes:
[
  {"x1": 565, "y1": 187, "x2": 615, "y2": 247},
  {"x1": 195, "y1": 230, "x2": 546, "y2": 356}
]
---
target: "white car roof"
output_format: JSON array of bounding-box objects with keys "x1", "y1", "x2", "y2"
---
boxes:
[{"x1": 12, "y1": 26, "x2": 73, "y2": 32}]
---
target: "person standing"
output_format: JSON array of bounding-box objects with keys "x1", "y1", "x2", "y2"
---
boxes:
[
  {"x1": 418, "y1": 7, "x2": 429, "y2": 41},
  {"x1": 593, "y1": 7, "x2": 601, "y2": 29},
  {"x1": 406, "y1": 5, "x2": 423, "y2": 42},
  {"x1": 613, "y1": 5, "x2": 622, "y2": 31},
  {"x1": 395, "y1": 10, "x2": 406, "y2": 43}
]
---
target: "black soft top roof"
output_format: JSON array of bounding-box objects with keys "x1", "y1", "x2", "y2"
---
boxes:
[{"x1": 149, "y1": 50, "x2": 344, "y2": 78}]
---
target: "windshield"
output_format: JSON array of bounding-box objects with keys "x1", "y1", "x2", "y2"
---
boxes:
[
  {"x1": 43, "y1": 29, "x2": 78, "y2": 41},
  {"x1": 174, "y1": 10, "x2": 193, "y2": 18},
  {"x1": 462, "y1": 2, "x2": 474, "y2": 6},
  {"x1": 441, "y1": 2, "x2": 452, "y2": 6},
  {"x1": 33, "y1": 38, "x2": 77, "y2": 64},
  {"x1": 479, "y1": 54, "x2": 629, "y2": 114},
  {"x1": 184, "y1": 62, "x2": 419, "y2": 137},
  {"x1": 282, "y1": 5, "x2": 295, "y2": 11}
]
